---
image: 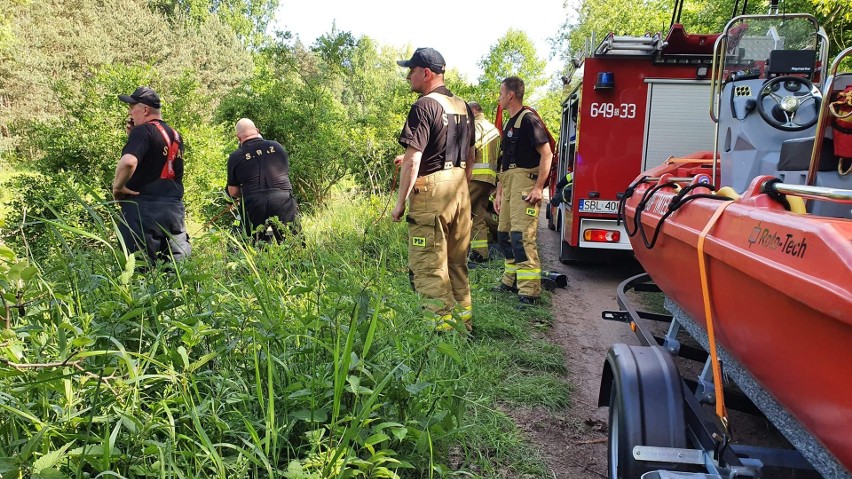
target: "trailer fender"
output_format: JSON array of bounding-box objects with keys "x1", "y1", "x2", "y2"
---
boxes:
[{"x1": 600, "y1": 344, "x2": 687, "y2": 478}]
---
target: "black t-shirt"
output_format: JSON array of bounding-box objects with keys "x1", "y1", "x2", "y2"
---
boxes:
[
  {"x1": 398, "y1": 86, "x2": 475, "y2": 177},
  {"x1": 227, "y1": 138, "x2": 292, "y2": 195},
  {"x1": 499, "y1": 109, "x2": 549, "y2": 171},
  {"x1": 123, "y1": 120, "x2": 184, "y2": 194}
]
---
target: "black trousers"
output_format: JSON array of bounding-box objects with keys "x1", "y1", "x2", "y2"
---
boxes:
[
  {"x1": 119, "y1": 197, "x2": 191, "y2": 263},
  {"x1": 241, "y1": 189, "x2": 300, "y2": 242}
]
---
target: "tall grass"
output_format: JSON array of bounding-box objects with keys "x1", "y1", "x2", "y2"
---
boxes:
[{"x1": 0, "y1": 187, "x2": 570, "y2": 478}]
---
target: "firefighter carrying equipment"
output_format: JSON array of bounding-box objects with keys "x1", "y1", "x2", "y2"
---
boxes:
[
  {"x1": 152, "y1": 121, "x2": 181, "y2": 180},
  {"x1": 425, "y1": 92, "x2": 471, "y2": 170},
  {"x1": 829, "y1": 85, "x2": 852, "y2": 175}
]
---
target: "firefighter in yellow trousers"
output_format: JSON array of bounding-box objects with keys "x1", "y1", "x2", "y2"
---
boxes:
[
  {"x1": 493, "y1": 76, "x2": 553, "y2": 307},
  {"x1": 392, "y1": 48, "x2": 475, "y2": 332},
  {"x1": 468, "y1": 101, "x2": 500, "y2": 263}
]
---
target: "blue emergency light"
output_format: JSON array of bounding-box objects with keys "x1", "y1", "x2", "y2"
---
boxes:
[{"x1": 595, "y1": 71, "x2": 615, "y2": 89}]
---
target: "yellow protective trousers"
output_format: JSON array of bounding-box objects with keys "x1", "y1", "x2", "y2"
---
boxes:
[
  {"x1": 468, "y1": 179, "x2": 495, "y2": 258},
  {"x1": 496, "y1": 167, "x2": 541, "y2": 298},
  {"x1": 407, "y1": 167, "x2": 472, "y2": 315}
]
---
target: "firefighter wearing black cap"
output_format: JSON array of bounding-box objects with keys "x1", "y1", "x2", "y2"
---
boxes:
[
  {"x1": 227, "y1": 118, "x2": 300, "y2": 242},
  {"x1": 113, "y1": 86, "x2": 191, "y2": 264},
  {"x1": 467, "y1": 101, "x2": 500, "y2": 263},
  {"x1": 392, "y1": 47, "x2": 475, "y2": 332},
  {"x1": 493, "y1": 76, "x2": 553, "y2": 306}
]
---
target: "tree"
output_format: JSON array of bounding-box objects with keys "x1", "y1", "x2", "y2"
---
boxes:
[
  {"x1": 554, "y1": 0, "x2": 671, "y2": 65},
  {"x1": 0, "y1": 0, "x2": 252, "y2": 144},
  {"x1": 553, "y1": 0, "x2": 850, "y2": 65},
  {"x1": 477, "y1": 30, "x2": 548, "y2": 117},
  {"x1": 149, "y1": 0, "x2": 279, "y2": 46}
]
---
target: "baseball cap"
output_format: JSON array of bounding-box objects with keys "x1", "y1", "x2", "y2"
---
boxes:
[
  {"x1": 397, "y1": 48, "x2": 446, "y2": 74},
  {"x1": 118, "y1": 86, "x2": 162, "y2": 109}
]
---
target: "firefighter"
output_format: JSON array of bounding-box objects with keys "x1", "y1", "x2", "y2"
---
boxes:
[
  {"x1": 549, "y1": 171, "x2": 573, "y2": 208},
  {"x1": 492, "y1": 76, "x2": 553, "y2": 306},
  {"x1": 113, "y1": 86, "x2": 191, "y2": 266},
  {"x1": 226, "y1": 118, "x2": 300, "y2": 243},
  {"x1": 467, "y1": 101, "x2": 500, "y2": 264},
  {"x1": 392, "y1": 47, "x2": 475, "y2": 332}
]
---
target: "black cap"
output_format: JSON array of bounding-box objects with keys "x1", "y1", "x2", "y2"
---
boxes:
[
  {"x1": 397, "y1": 48, "x2": 445, "y2": 74},
  {"x1": 118, "y1": 86, "x2": 161, "y2": 109}
]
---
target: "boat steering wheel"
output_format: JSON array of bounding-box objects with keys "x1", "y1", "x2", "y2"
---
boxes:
[{"x1": 756, "y1": 76, "x2": 822, "y2": 131}]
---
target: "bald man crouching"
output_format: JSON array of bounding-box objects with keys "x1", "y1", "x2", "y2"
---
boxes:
[{"x1": 227, "y1": 119, "x2": 300, "y2": 242}]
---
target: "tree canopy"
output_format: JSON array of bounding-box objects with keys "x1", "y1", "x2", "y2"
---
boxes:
[{"x1": 553, "y1": 0, "x2": 851, "y2": 63}]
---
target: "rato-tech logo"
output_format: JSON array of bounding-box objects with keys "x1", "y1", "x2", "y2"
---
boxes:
[{"x1": 747, "y1": 222, "x2": 807, "y2": 259}]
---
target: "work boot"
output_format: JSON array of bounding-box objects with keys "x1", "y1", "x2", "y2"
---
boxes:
[
  {"x1": 516, "y1": 296, "x2": 540, "y2": 309},
  {"x1": 468, "y1": 251, "x2": 488, "y2": 263},
  {"x1": 454, "y1": 304, "x2": 473, "y2": 332},
  {"x1": 491, "y1": 282, "x2": 519, "y2": 294},
  {"x1": 432, "y1": 313, "x2": 455, "y2": 333}
]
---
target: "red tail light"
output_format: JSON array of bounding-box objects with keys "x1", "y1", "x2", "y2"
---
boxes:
[{"x1": 583, "y1": 229, "x2": 621, "y2": 243}]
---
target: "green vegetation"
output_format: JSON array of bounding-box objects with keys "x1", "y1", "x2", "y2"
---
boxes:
[
  {"x1": 0, "y1": 192, "x2": 566, "y2": 478},
  {"x1": 554, "y1": 0, "x2": 851, "y2": 64},
  {"x1": 4, "y1": 0, "x2": 846, "y2": 476}
]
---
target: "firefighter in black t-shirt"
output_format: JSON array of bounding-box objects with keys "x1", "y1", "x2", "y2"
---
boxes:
[
  {"x1": 492, "y1": 76, "x2": 553, "y2": 306},
  {"x1": 227, "y1": 118, "x2": 299, "y2": 242},
  {"x1": 113, "y1": 86, "x2": 191, "y2": 264},
  {"x1": 393, "y1": 48, "x2": 475, "y2": 333}
]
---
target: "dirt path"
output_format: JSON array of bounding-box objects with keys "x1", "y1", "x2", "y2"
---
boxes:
[{"x1": 506, "y1": 216, "x2": 645, "y2": 478}]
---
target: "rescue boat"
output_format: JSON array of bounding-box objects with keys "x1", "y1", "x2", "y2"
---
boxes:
[{"x1": 619, "y1": 11, "x2": 852, "y2": 476}]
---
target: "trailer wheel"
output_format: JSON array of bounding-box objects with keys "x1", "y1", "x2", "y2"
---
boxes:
[{"x1": 602, "y1": 345, "x2": 687, "y2": 479}]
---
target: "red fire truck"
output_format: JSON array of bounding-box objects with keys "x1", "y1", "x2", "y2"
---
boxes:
[{"x1": 547, "y1": 24, "x2": 720, "y2": 262}]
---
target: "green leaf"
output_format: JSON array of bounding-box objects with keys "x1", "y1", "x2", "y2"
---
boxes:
[
  {"x1": 20, "y1": 265, "x2": 38, "y2": 282},
  {"x1": 71, "y1": 336, "x2": 95, "y2": 348},
  {"x1": 0, "y1": 245, "x2": 15, "y2": 261},
  {"x1": 188, "y1": 351, "x2": 218, "y2": 373},
  {"x1": 390, "y1": 427, "x2": 408, "y2": 441},
  {"x1": 436, "y1": 342, "x2": 462, "y2": 365},
  {"x1": 117, "y1": 307, "x2": 145, "y2": 322},
  {"x1": 118, "y1": 253, "x2": 135, "y2": 285},
  {"x1": 33, "y1": 442, "x2": 73, "y2": 474},
  {"x1": 177, "y1": 345, "x2": 190, "y2": 369},
  {"x1": 364, "y1": 433, "x2": 389, "y2": 446},
  {"x1": 33, "y1": 467, "x2": 66, "y2": 479},
  {"x1": 0, "y1": 456, "x2": 21, "y2": 475},
  {"x1": 290, "y1": 409, "x2": 328, "y2": 423},
  {"x1": 404, "y1": 381, "x2": 433, "y2": 395}
]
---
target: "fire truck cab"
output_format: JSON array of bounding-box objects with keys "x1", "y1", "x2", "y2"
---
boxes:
[{"x1": 548, "y1": 24, "x2": 720, "y2": 262}]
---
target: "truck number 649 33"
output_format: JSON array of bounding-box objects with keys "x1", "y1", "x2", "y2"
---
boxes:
[{"x1": 589, "y1": 103, "x2": 637, "y2": 119}]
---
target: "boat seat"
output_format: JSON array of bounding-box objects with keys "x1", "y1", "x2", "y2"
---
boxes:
[{"x1": 778, "y1": 137, "x2": 835, "y2": 171}]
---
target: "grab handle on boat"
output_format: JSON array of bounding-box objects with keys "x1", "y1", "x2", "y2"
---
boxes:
[{"x1": 763, "y1": 180, "x2": 852, "y2": 203}]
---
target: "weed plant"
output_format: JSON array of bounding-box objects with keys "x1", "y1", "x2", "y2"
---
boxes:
[{"x1": 0, "y1": 188, "x2": 570, "y2": 478}]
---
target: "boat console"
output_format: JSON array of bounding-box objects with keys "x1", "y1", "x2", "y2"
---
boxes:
[{"x1": 712, "y1": 16, "x2": 852, "y2": 218}]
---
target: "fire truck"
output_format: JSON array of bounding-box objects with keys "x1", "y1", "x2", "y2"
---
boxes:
[{"x1": 547, "y1": 24, "x2": 721, "y2": 262}]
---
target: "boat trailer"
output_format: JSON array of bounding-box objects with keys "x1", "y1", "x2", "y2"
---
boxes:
[{"x1": 600, "y1": 273, "x2": 849, "y2": 479}]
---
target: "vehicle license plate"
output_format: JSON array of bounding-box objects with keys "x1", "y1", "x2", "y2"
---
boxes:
[{"x1": 579, "y1": 199, "x2": 619, "y2": 214}]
